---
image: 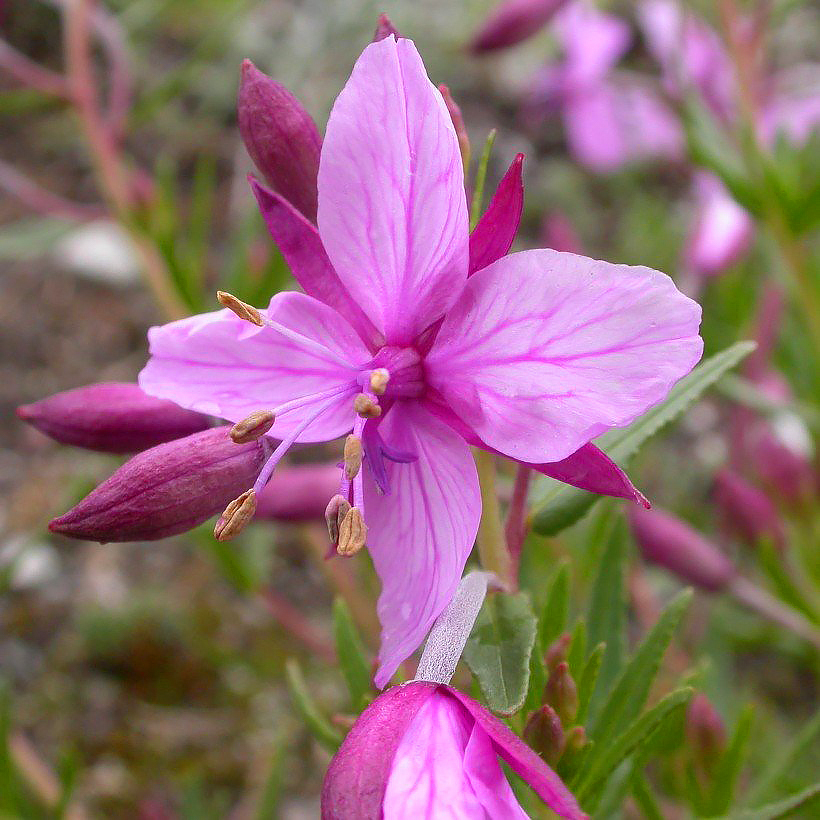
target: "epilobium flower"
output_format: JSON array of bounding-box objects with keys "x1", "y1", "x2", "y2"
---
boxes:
[
  {"x1": 17, "y1": 382, "x2": 210, "y2": 454},
  {"x1": 140, "y1": 35, "x2": 702, "y2": 686}
]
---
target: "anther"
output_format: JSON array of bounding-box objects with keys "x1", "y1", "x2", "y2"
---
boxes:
[
  {"x1": 216, "y1": 291, "x2": 264, "y2": 327},
  {"x1": 353, "y1": 393, "x2": 381, "y2": 418},
  {"x1": 325, "y1": 494, "x2": 351, "y2": 544},
  {"x1": 369, "y1": 368, "x2": 390, "y2": 396},
  {"x1": 214, "y1": 489, "x2": 256, "y2": 541},
  {"x1": 230, "y1": 410, "x2": 276, "y2": 443},
  {"x1": 344, "y1": 435, "x2": 363, "y2": 480},
  {"x1": 337, "y1": 507, "x2": 367, "y2": 556}
]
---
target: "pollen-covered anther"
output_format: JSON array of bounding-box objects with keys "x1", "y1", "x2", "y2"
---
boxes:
[
  {"x1": 216, "y1": 290, "x2": 264, "y2": 327},
  {"x1": 353, "y1": 393, "x2": 381, "y2": 418},
  {"x1": 214, "y1": 489, "x2": 256, "y2": 541},
  {"x1": 325, "y1": 494, "x2": 351, "y2": 544},
  {"x1": 337, "y1": 507, "x2": 367, "y2": 556},
  {"x1": 369, "y1": 368, "x2": 390, "y2": 396},
  {"x1": 343, "y1": 434, "x2": 363, "y2": 480},
  {"x1": 230, "y1": 410, "x2": 276, "y2": 443}
]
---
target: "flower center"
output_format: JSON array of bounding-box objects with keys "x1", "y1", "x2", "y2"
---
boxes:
[{"x1": 360, "y1": 346, "x2": 425, "y2": 400}]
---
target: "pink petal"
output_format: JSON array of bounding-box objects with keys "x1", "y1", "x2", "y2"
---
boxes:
[
  {"x1": 317, "y1": 37, "x2": 469, "y2": 345},
  {"x1": 139, "y1": 292, "x2": 370, "y2": 442},
  {"x1": 469, "y1": 153, "x2": 525, "y2": 275},
  {"x1": 249, "y1": 177, "x2": 382, "y2": 349},
  {"x1": 444, "y1": 687, "x2": 588, "y2": 820},
  {"x1": 426, "y1": 249, "x2": 703, "y2": 464},
  {"x1": 364, "y1": 402, "x2": 480, "y2": 689}
]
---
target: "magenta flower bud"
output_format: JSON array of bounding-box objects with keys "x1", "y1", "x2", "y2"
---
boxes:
[
  {"x1": 322, "y1": 682, "x2": 587, "y2": 819},
  {"x1": 237, "y1": 60, "x2": 321, "y2": 221},
  {"x1": 749, "y1": 428, "x2": 816, "y2": 507},
  {"x1": 49, "y1": 427, "x2": 269, "y2": 542},
  {"x1": 544, "y1": 661, "x2": 578, "y2": 725},
  {"x1": 254, "y1": 464, "x2": 341, "y2": 522},
  {"x1": 524, "y1": 704, "x2": 566, "y2": 765},
  {"x1": 373, "y1": 13, "x2": 401, "y2": 42},
  {"x1": 686, "y1": 694, "x2": 726, "y2": 764},
  {"x1": 628, "y1": 505, "x2": 736, "y2": 592},
  {"x1": 470, "y1": 0, "x2": 568, "y2": 54},
  {"x1": 17, "y1": 382, "x2": 210, "y2": 454},
  {"x1": 714, "y1": 468, "x2": 786, "y2": 551}
]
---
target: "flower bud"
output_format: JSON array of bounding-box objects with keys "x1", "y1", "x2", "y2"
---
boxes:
[
  {"x1": 255, "y1": 464, "x2": 340, "y2": 522},
  {"x1": 686, "y1": 694, "x2": 726, "y2": 766},
  {"x1": 17, "y1": 382, "x2": 210, "y2": 454},
  {"x1": 628, "y1": 505, "x2": 736, "y2": 592},
  {"x1": 748, "y1": 427, "x2": 816, "y2": 507},
  {"x1": 49, "y1": 427, "x2": 269, "y2": 542},
  {"x1": 373, "y1": 13, "x2": 401, "y2": 42},
  {"x1": 237, "y1": 60, "x2": 321, "y2": 221},
  {"x1": 714, "y1": 468, "x2": 786, "y2": 551},
  {"x1": 524, "y1": 705, "x2": 566, "y2": 765},
  {"x1": 544, "y1": 661, "x2": 578, "y2": 725},
  {"x1": 470, "y1": 0, "x2": 568, "y2": 54},
  {"x1": 438, "y1": 84, "x2": 471, "y2": 171},
  {"x1": 545, "y1": 632, "x2": 571, "y2": 672}
]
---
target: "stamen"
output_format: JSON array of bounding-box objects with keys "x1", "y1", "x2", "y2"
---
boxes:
[
  {"x1": 337, "y1": 507, "x2": 366, "y2": 556},
  {"x1": 214, "y1": 489, "x2": 256, "y2": 541},
  {"x1": 344, "y1": 434, "x2": 363, "y2": 480},
  {"x1": 325, "y1": 494, "x2": 351, "y2": 544},
  {"x1": 271, "y1": 383, "x2": 357, "y2": 418},
  {"x1": 369, "y1": 368, "x2": 390, "y2": 396},
  {"x1": 217, "y1": 291, "x2": 264, "y2": 326},
  {"x1": 354, "y1": 393, "x2": 381, "y2": 419},
  {"x1": 230, "y1": 410, "x2": 275, "y2": 443}
]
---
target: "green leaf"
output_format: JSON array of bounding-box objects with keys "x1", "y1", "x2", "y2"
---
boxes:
[
  {"x1": 284, "y1": 659, "x2": 342, "y2": 753},
  {"x1": 576, "y1": 642, "x2": 606, "y2": 726},
  {"x1": 463, "y1": 591, "x2": 537, "y2": 716},
  {"x1": 631, "y1": 772, "x2": 665, "y2": 820},
  {"x1": 566, "y1": 620, "x2": 587, "y2": 676},
  {"x1": 586, "y1": 520, "x2": 627, "y2": 712},
  {"x1": 590, "y1": 589, "x2": 692, "y2": 742},
  {"x1": 469, "y1": 129, "x2": 496, "y2": 230},
  {"x1": 706, "y1": 705, "x2": 754, "y2": 815},
  {"x1": 532, "y1": 341, "x2": 756, "y2": 536},
  {"x1": 524, "y1": 648, "x2": 548, "y2": 715},
  {"x1": 724, "y1": 783, "x2": 820, "y2": 820},
  {"x1": 539, "y1": 561, "x2": 570, "y2": 652},
  {"x1": 576, "y1": 688, "x2": 693, "y2": 802},
  {"x1": 332, "y1": 598, "x2": 372, "y2": 711}
]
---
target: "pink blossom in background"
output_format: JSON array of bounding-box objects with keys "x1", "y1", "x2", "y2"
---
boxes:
[
  {"x1": 321, "y1": 683, "x2": 587, "y2": 819},
  {"x1": 140, "y1": 35, "x2": 703, "y2": 687},
  {"x1": 469, "y1": 0, "x2": 569, "y2": 54}
]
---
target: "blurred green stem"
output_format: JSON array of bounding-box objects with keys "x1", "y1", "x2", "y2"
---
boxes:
[{"x1": 474, "y1": 449, "x2": 513, "y2": 587}]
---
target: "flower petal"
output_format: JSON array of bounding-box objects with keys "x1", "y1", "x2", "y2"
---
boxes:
[
  {"x1": 427, "y1": 249, "x2": 703, "y2": 464},
  {"x1": 140, "y1": 292, "x2": 370, "y2": 442},
  {"x1": 364, "y1": 402, "x2": 480, "y2": 689},
  {"x1": 443, "y1": 687, "x2": 588, "y2": 820},
  {"x1": 469, "y1": 153, "x2": 525, "y2": 275},
  {"x1": 249, "y1": 176, "x2": 382, "y2": 348},
  {"x1": 317, "y1": 37, "x2": 469, "y2": 345}
]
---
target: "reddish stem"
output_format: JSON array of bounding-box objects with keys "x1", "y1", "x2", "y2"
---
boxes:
[
  {"x1": 504, "y1": 464, "x2": 531, "y2": 590},
  {"x1": 260, "y1": 588, "x2": 337, "y2": 663}
]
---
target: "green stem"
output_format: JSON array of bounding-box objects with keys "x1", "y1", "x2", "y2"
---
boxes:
[{"x1": 474, "y1": 448, "x2": 512, "y2": 586}]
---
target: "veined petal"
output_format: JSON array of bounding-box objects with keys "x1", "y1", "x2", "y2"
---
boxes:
[
  {"x1": 318, "y1": 37, "x2": 469, "y2": 345},
  {"x1": 364, "y1": 402, "x2": 480, "y2": 689},
  {"x1": 427, "y1": 249, "x2": 703, "y2": 464},
  {"x1": 140, "y1": 292, "x2": 369, "y2": 442}
]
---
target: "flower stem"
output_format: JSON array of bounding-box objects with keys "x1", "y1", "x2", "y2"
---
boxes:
[
  {"x1": 504, "y1": 465, "x2": 531, "y2": 591},
  {"x1": 473, "y1": 448, "x2": 513, "y2": 587}
]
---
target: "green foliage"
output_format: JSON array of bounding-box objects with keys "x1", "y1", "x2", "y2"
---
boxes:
[
  {"x1": 284, "y1": 660, "x2": 342, "y2": 753},
  {"x1": 470, "y1": 130, "x2": 497, "y2": 231},
  {"x1": 332, "y1": 598, "x2": 372, "y2": 712},
  {"x1": 538, "y1": 561, "x2": 570, "y2": 652},
  {"x1": 463, "y1": 591, "x2": 538, "y2": 716}
]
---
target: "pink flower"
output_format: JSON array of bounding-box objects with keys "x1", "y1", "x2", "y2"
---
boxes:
[
  {"x1": 140, "y1": 36, "x2": 702, "y2": 686},
  {"x1": 322, "y1": 682, "x2": 586, "y2": 820}
]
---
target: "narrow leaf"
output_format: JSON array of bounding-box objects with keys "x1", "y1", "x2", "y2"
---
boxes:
[
  {"x1": 332, "y1": 598, "x2": 372, "y2": 711},
  {"x1": 539, "y1": 561, "x2": 570, "y2": 652},
  {"x1": 470, "y1": 130, "x2": 497, "y2": 230},
  {"x1": 462, "y1": 591, "x2": 537, "y2": 715},
  {"x1": 576, "y1": 642, "x2": 605, "y2": 726},
  {"x1": 532, "y1": 342, "x2": 756, "y2": 536},
  {"x1": 707, "y1": 705, "x2": 754, "y2": 815},
  {"x1": 284, "y1": 659, "x2": 342, "y2": 752},
  {"x1": 725, "y1": 783, "x2": 820, "y2": 820},
  {"x1": 566, "y1": 620, "x2": 587, "y2": 676}
]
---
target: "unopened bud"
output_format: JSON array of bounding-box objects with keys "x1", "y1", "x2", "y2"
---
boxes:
[
  {"x1": 543, "y1": 661, "x2": 578, "y2": 725},
  {"x1": 17, "y1": 382, "x2": 210, "y2": 454},
  {"x1": 325, "y1": 495, "x2": 351, "y2": 544},
  {"x1": 564, "y1": 725, "x2": 587, "y2": 755},
  {"x1": 470, "y1": 0, "x2": 568, "y2": 54},
  {"x1": 214, "y1": 489, "x2": 257, "y2": 541},
  {"x1": 353, "y1": 394, "x2": 381, "y2": 419},
  {"x1": 714, "y1": 468, "x2": 785, "y2": 551},
  {"x1": 686, "y1": 694, "x2": 726, "y2": 765},
  {"x1": 438, "y1": 84, "x2": 471, "y2": 172},
  {"x1": 230, "y1": 410, "x2": 276, "y2": 443},
  {"x1": 344, "y1": 435, "x2": 363, "y2": 480},
  {"x1": 337, "y1": 507, "x2": 367, "y2": 557},
  {"x1": 524, "y1": 705, "x2": 565, "y2": 765},
  {"x1": 545, "y1": 633, "x2": 571, "y2": 672},
  {"x1": 628, "y1": 505, "x2": 737, "y2": 592},
  {"x1": 217, "y1": 291, "x2": 264, "y2": 326},
  {"x1": 373, "y1": 12, "x2": 401, "y2": 41},
  {"x1": 48, "y1": 427, "x2": 269, "y2": 542},
  {"x1": 369, "y1": 368, "x2": 390, "y2": 396},
  {"x1": 237, "y1": 60, "x2": 321, "y2": 221}
]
